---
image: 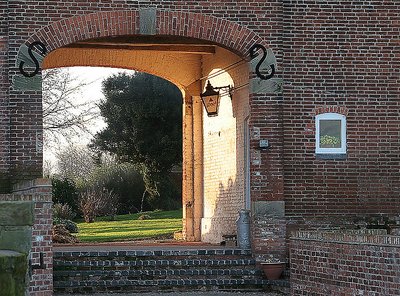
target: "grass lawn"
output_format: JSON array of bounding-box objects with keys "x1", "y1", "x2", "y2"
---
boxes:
[{"x1": 76, "y1": 209, "x2": 183, "y2": 243}]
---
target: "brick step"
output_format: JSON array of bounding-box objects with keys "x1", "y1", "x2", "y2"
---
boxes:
[
  {"x1": 54, "y1": 278, "x2": 287, "y2": 293},
  {"x1": 54, "y1": 248, "x2": 252, "y2": 259},
  {"x1": 53, "y1": 248, "x2": 289, "y2": 293},
  {"x1": 54, "y1": 268, "x2": 263, "y2": 281},
  {"x1": 54, "y1": 258, "x2": 256, "y2": 268}
]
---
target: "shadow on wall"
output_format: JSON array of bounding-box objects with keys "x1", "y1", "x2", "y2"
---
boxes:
[{"x1": 201, "y1": 177, "x2": 243, "y2": 244}]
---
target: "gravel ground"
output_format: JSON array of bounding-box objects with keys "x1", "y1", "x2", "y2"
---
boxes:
[{"x1": 56, "y1": 292, "x2": 284, "y2": 296}]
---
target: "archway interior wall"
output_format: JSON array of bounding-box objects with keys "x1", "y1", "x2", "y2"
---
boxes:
[{"x1": 201, "y1": 46, "x2": 250, "y2": 244}]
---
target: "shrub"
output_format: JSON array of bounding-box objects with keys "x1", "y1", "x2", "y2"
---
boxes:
[
  {"x1": 53, "y1": 203, "x2": 76, "y2": 220},
  {"x1": 52, "y1": 178, "x2": 79, "y2": 214},
  {"x1": 79, "y1": 187, "x2": 119, "y2": 223},
  {"x1": 53, "y1": 217, "x2": 79, "y2": 233}
]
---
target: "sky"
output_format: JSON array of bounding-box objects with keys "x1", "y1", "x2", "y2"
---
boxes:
[{"x1": 43, "y1": 66, "x2": 135, "y2": 172}]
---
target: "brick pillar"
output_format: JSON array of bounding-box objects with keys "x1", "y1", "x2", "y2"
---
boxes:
[
  {"x1": 13, "y1": 179, "x2": 53, "y2": 296},
  {"x1": 182, "y1": 95, "x2": 194, "y2": 241},
  {"x1": 192, "y1": 95, "x2": 203, "y2": 242}
]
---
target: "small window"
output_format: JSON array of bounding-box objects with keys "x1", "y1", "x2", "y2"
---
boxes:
[{"x1": 315, "y1": 113, "x2": 346, "y2": 154}]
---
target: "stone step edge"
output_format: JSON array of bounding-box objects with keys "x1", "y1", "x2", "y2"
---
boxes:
[
  {"x1": 54, "y1": 258, "x2": 256, "y2": 267},
  {"x1": 54, "y1": 278, "x2": 290, "y2": 288},
  {"x1": 54, "y1": 268, "x2": 263, "y2": 276},
  {"x1": 54, "y1": 249, "x2": 252, "y2": 258}
]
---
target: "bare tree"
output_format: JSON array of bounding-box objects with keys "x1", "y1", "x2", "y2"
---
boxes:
[
  {"x1": 42, "y1": 68, "x2": 100, "y2": 146},
  {"x1": 55, "y1": 144, "x2": 96, "y2": 181}
]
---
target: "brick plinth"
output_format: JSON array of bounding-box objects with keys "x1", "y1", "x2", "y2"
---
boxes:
[{"x1": 252, "y1": 217, "x2": 286, "y2": 262}]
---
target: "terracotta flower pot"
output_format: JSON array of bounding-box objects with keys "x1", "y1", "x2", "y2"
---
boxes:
[{"x1": 260, "y1": 262, "x2": 285, "y2": 280}]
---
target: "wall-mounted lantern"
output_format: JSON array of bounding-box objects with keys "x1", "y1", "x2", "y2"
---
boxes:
[{"x1": 200, "y1": 80, "x2": 232, "y2": 117}]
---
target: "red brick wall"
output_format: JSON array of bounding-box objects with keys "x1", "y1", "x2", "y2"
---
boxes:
[
  {"x1": 0, "y1": 2, "x2": 10, "y2": 189},
  {"x1": 290, "y1": 230, "x2": 400, "y2": 296},
  {"x1": 250, "y1": 95, "x2": 284, "y2": 202},
  {"x1": 282, "y1": 1, "x2": 400, "y2": 229}
]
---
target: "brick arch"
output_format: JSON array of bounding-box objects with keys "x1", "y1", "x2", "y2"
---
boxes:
[{"x1": 27, "y1": 9, "x2": 266, "y2": 59}]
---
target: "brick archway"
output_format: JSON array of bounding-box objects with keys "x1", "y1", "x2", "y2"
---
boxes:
[
  {"x1": 11, "y1": 9, "x2": 284, "y2": 295},
  {"x1": 20, "y1": 8, "x2": 278, "y2": 244},
  {"x1": 16, "y1": 7, "x2": 284, "y2": 244}
]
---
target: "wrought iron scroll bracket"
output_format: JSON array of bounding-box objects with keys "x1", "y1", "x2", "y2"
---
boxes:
[
  {"x1": 249, "y1": 44, "x2": 275, "y2": 80},
  {"x1": 19, "y1": 41, "x2": 47, "y2": 78}
]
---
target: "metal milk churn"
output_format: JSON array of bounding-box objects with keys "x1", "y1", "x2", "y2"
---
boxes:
[{"x1": 236, "y1": 209, "x2": 251, "y2": 249}]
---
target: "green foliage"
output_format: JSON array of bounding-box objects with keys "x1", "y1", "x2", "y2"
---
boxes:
[
  {"x1": 53, "y1": 218, "x2": 79, "y2": 233},
  {"x1": 76, "y1": 209, "x2": 182, "y2": 242},
  {"x1": 52, "y1": 178, "x2": 79, "y2": 214},
  {"x1": 53, "y1": 148, "x2": 148, "y2": 214},
  {"x1": 85, "y1": 162, "x2": 146, "y2": 214},
  {"x1": 92, "y1": 72, "x2": 182, "y2": 206},
  {"x1": 320, "y1": 135, "x2": 340, "y2": 147},
  {"x1": 146, "y1": 175, "x2": 181, "y2": 211}
]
